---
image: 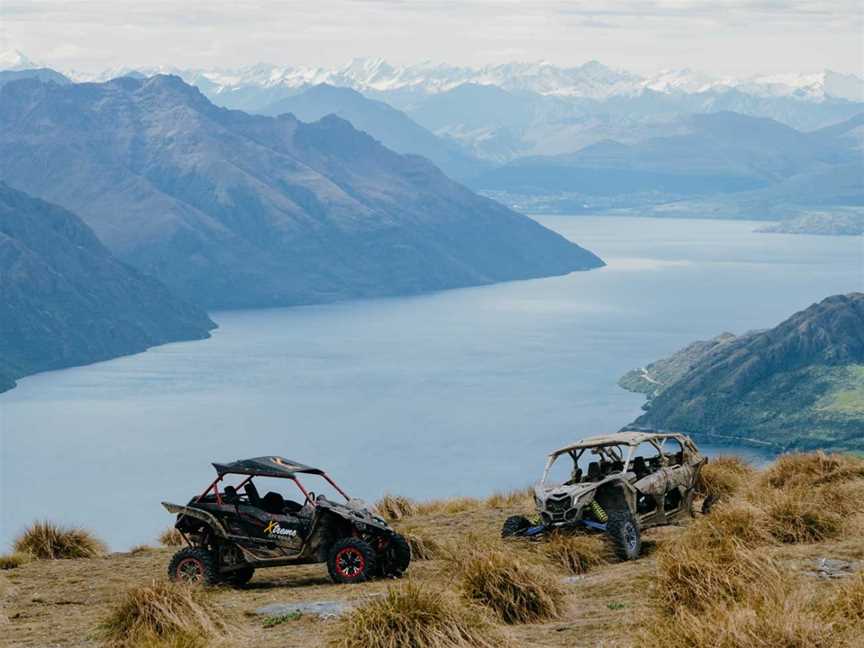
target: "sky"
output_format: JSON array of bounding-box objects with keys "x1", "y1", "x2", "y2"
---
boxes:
[{"x1": 1, "y1": 0, "x2": 862, "y2": 76}]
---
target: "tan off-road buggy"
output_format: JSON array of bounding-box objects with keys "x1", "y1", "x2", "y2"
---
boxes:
[{"x1": 502, "y1": 430, "x2": 706, "y2": 559}]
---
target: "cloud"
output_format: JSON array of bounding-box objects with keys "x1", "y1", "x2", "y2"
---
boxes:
[{"x1": 2, "y1": 0, "x2": 860, "y2": 75}]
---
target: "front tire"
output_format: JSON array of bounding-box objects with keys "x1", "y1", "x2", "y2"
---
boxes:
[
  {"x1": 327, "y1": 538, "x2": 377, "y2": 584},
  {"x1": 606, "y1": 510, "x2": 641, "y2": 561},
  {"x1": 501, "y1": 515, "x2": 532, "y2": 538},
  {"x1": 380, "y1": 533, "x2": 411, "y2": 577},
  {"x1": 167, "y1": 547, "x2": 220, "y2": 585}
]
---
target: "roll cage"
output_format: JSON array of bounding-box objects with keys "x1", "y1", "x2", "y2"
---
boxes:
[
  {"x1": 540, "y1": 432, "x2": 696, "y2": 486},
  {"x1": 196, "y1": 457, "x2": 351, "y2": 507}
]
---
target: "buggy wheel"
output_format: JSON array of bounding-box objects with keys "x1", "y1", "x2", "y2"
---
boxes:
[
  {"x1": 606, "y1": 510, "x2": 641, "y2": 561},
  {"x1": 701, "y1": 494, "x2": 718, "y2": 515},
  {"x1": 501, "y1": 515, "x2": 532, "y2": 538},
  {"x1": 225, "y1": 566, "x2": 255, "y2": 587},
  {"x1": 167, "y1": 547, "x2": 220, "y2": 585},
  {"x1": 379, "y1": 533, "x2": 411, "y2": 577},
  {"x1": 327, "y1": 538, "x2": 377, "y2": 584}
]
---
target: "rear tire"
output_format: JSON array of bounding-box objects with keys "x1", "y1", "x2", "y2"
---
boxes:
[
  {"x1": 606, "y1": 510, "x2": 641, "y2": 561},
  {"x1": 380, "y1": 533, "x2": 411, "y2": 577},
  {"x1": 327, "y1": 538, "x2": 377, "y2": 584},
  {"x1": 701, "y1": 494, "x2": 718, "y2": 515},
  {"x1": 501, "y1": 515, "x2": 532, "y2": 538},
  {"x1": 167, "y1": 547, "x2": 220, "y2": 585}
]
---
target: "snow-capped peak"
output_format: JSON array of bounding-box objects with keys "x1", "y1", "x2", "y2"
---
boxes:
[{"x1": 0, "y1": 49, "x2": 37, "y2": 70}]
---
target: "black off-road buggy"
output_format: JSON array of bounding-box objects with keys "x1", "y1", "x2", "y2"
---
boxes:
[{"x1": 162, "y1": 456, "x2": 410, "y2": 586}]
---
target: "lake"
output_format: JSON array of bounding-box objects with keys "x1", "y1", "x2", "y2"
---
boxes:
[{"x1": 1, "y1": 216, "x2": 861, "y2": 550}]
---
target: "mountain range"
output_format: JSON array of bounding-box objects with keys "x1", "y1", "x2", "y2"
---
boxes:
[
  {"x1": 0, "y1": 74, "x2": 603, "y2": 309},
  {"x1": 619, "y1": 294, "x2": 864, "y2": 452},
  {"x1": 469, "y1": 111, "x2": 864, "y2": 217},
  {"x1": 8, "y1": 52, "x2": 857, "y2": 162},
  {"x1": 258, "y1": 84, "x2": 489, "y2": 180},
  {"x1": 0, "y1": 183, "x2": 214, "y2": 392}
]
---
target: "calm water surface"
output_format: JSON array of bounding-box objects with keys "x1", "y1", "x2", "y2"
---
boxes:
[{"x1": 1, "y1": 216, "x2": 861, "y2": 549}]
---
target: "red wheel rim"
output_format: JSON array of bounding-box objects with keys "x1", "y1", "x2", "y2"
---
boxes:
[
  {"x1": 334, "y1": 547, "x2": 366, "y2": 579},
  {"x1": 176, "y1": 557, "x2": 205, "y2": 583}
]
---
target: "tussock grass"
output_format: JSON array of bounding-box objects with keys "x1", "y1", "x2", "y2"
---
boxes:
[
  {"x1": 485, "y1": 487, "x2": 533, "y2": 510},
  {"x1": 416, "y1": 497, "x2": 482, "y2": 516},
  {"x1": 100, "y1": 580, "x2": 229, "y2": 648},
  {"x1": 761, "y1": 486, "x2": 844, "y2": 543},
  {"x1": 375, "y1": 494, "x2": 417, "y2": 521},
  {"x1": 820, "y1": 571, "x2": 864, "y2": 624},
  {"x1": 0, "y1": 552, "x2": 31, "y2": 570},
  {"x1": 638, "y1": 578, "x2": 832, "y2": 648},
  {"x1": 653, "y1": 503, "x2": 777, "y2": 614},
  {"x1": 543, "y1": 532, "x2": 609, "y2": 575},
  {"x1": 129, "y1": 545, "x2": 156, "y2": 556},
  {"x1": 457, "y1": 543, "x2": 566, "y2": 623},
  {"x1": 696, "y1": 455, "x2": 754, "y2": 502},
  {"x1": 329, "y1": 581, "x2": 508, "y2": 648},
  {"x1": 655, "y1": 534, "x2": 777, "y2": 614},
  {"x1": 159, "y1": 528, "x2": 186, "y2": 547},
  {"x1": 643, "y1": 451, "x2": 864, "y2": 648},
  {"x1": 14, "y1": 521, "x2": 106, "y2": 560},
  {"x1": 699, "y1": 500, "x2": 773, "y2": 545},
  {"x1": 761, "y1": 451, "x2": 864, "y2": 489},
  {"x1": 399, "y1": 528, "x2": 445, "y2": 561}
]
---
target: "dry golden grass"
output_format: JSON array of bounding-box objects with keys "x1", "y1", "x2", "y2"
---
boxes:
[
  {"x1": 329, "y1": 581, "x2": 509, "y2": 648},
  {"x1": 761, "y1": 451, "x2": 864, "y2": 489},
  {"x1": 399, "y1": 528, "x2": 446, "y2": 561},
  {"x1": 14, "y1": 521, "x2": 106, "y2": 560},
  {"x1": 375, "y1": 494, "x2": 417, "y2": 521},
  {"x1": 485, "y1": 487, "x2": 533, "y2": 510},
  {"x1": 640, "y1": 451, "x2": 864, "y2": 648},
  {"x1": 637, "y1": 577, "x2": 834, "y2": 648},
  {"x1": 761, "y1": 486, "x2": 845, "y2": 543},
  {"x1": 0, "y1": 552, "x2": 31, "y2": 569},
  {"x1": 698, "y1": 500, "x2": 774, "y2": 546},
  {"x1": 543, "y1": 532, "x2": 609, "y2": 575},
  {"x1": 416, "y1": 497, "x2": 482, "y2": 516},
  {"x1": 655, "y1": 534, "x2": 777, "y2": 614},
  {"x1": 820, "y1": 571, "x2": 864, "y2": 627},
  {"x1": 99, "y1": 580, "x2": 229, "y2": 648},
  {"x1": 129, "y1": 545, "x2": 157, "y2": 556},
  {"x1": 696, "y1": 455, "x2": 755, "y2": 502},
  {"x1": 158, "y1": 528, "x2": 186, "y2": 547},
  {"x1": 457, "y1": 543, "x2": 567, "y2": 624}
]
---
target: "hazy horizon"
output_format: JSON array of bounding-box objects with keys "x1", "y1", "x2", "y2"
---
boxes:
[{"x1": 1, "y1": 1, "x2": 861, "y2": 77}]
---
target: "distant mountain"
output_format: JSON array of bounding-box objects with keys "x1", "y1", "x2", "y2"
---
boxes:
[
  {"x1": 53, "y1": 57, "x2": 864, "y2": 161},
  {"x1": 0, "y1": 67, "x2": 69, "y2": 88},
  {"x1": 470, "y1": 111, "x2": 855, "y2": 198},
  {"x1": 0, "y1": 183, "x2": 214, "y2": 392},
  {"x1": 620, "y1": 294, "x2": 864, "y2": 452},
  {"x1": 0, "y1": 49, "x2": 37, "y2": 71},
  {"x1": 259, "y1": 84, "x2": 488, "y2": 179},
  {"x1": 0, "y1": 75, "x2": 603, "y2": 309}
]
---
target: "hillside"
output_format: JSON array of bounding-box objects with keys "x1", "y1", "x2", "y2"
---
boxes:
[
  {"x1": 259, "y1": 84, "x2": 487, "y2": 180},
  {"x1": 620, "y1": 294, "x2": 864, "y2": 451},
  {"x1": 4, "y1": 454, "x2": 864, "y2": 647},
  {"x1": 470, "y1": 111, "x2": 857, "y2": 199},
  {"x1": 0, "y1": 183, "x2": 214, "y2": 392},
  {"x1": 0, "y1": 75, "x2": 603, "y2": 309}
]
